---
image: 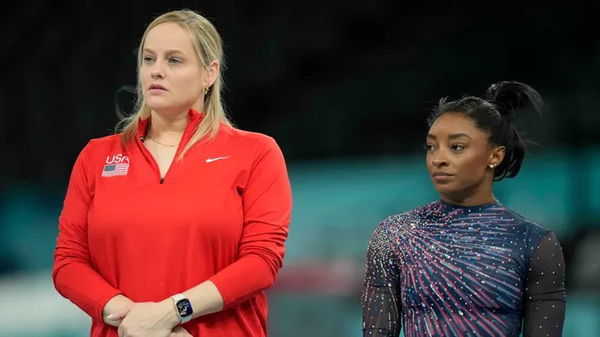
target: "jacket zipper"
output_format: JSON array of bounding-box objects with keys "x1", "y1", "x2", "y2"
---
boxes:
[{"x1": 137, "y1": 135, "x2": 185, "y2": 185}]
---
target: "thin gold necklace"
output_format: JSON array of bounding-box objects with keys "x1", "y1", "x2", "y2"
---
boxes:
[{"x1": 147, "y1": 135, "x2": 178, "y2": 147}]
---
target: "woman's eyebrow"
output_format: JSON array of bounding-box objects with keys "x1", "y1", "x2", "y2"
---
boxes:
[
  {"x1": 143, "y1": 48, "x2": 185, "y2": 55},
  {"x1": 448, "y1": 133, "x2": 472, "y2": 140}
]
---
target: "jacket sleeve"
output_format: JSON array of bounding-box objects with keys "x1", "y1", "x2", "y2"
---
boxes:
[
  {"x1": 209, "y1": 137, "x2": 292, "y2": 307},
  {"x1": 52, "y1": 142, "x2": 122, "y2": 321}
]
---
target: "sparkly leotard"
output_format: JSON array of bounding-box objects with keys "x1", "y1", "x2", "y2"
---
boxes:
[{"x1": 362, "y1": 200, "x2": 565, "y2": 337}]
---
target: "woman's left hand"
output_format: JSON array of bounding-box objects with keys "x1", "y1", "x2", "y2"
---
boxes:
[
  {"x1": 169, "y1": 326, "x2": 193, "y2": 337},
  {"x1": 117, "y1": 300, "x2": 180, "y2": 337}
]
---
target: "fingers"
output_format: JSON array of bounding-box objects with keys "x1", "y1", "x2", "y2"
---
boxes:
[
  {"x1": 104, "y1": 313, "x2": 124, "y2": 327},
  {"x1": 105, "y1": 308, "x2": 129, "y2": 327},
  {"x1": 170, "y1": 326, "x2": 192, "y2": 336},
  {"x1": 107, "y1": 310, "x2": 127, "y2": 321},
  {"x1": 104, "y1": 317, "x2": 121, "y2": 328},
  {"x1": 103, "y1": 297, "x2": 134, "y2": 327}
]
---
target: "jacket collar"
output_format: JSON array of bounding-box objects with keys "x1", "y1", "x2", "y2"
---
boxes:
[{"x1": 136, "y1": 109, "x2": 204, "y2": 143}]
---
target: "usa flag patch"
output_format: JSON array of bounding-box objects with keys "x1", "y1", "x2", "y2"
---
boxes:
[{"x1": 102, "y1": 163, "x2": 129, "y2": 177}]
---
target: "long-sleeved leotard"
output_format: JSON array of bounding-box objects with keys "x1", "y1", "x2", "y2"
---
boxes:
[{"x1": 362, "y1": 200, "x2": 565, "y2": 337}]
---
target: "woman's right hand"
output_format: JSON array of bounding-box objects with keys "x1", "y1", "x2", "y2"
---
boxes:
[
  {"x1": 169, "y1": 326, "x2": 192, "y2": 337},
  {"x1": 103, "y1": 294, "x2": 134, "y2": 327}
]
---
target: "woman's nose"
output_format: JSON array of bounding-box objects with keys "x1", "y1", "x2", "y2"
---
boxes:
[
  {"x1": 151, "y1": 70, "x2": 164, "y2": 79},
  {"x1": 150, "y1": 63, "x2": 164, "y2": 79},
  {"x1": 431, "y1": 151, "x2": 449, "y2": 167}
]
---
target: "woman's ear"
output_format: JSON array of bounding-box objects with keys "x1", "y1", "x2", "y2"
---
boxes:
[
  {"x1": 206, "y1": 60, "x2": 220, "y2": 87},
  {"x1": 489, "y1": 145, "x2": 505, "y2": 168}
]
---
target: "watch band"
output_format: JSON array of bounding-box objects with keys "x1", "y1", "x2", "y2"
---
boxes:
[{"x1": 171, "y1": 293, "x2": 193, "y2": 323}]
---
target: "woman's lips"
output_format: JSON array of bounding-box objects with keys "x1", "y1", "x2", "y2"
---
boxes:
[
  {"x1": 432, "y1": 172, "x2": 454, "y2": 183},
  {"x1": 148, "y1": 84, "x2": 167, "y2": 93}
]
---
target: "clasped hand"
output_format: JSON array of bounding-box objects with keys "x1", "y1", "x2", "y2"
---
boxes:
[{"x1": 103, "y1": 295, "x2": 191, "y2": 337}]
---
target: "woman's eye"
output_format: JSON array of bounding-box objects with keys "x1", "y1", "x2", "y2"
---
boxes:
[
  {"x1": 424, "y1": 144, "x2": 435, "y2": 152},
  {"x1": 143, "y1": 56, "x2": 155, "y2": 63},
  {"x1": 169, "y1": 57, "x2": 182, "y2": 64},
  {"x1": 451, "y1": 144, "x2": 465, "y2": 151}
]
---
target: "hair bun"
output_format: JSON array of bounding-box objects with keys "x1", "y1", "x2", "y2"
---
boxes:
[{"x1": 485, "y1": 81, "x2": 543, "y2": 118}]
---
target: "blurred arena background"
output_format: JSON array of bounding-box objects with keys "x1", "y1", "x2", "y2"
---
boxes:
[{"x1": 1, "y1": 1, "x2": 599, "y2": 336}]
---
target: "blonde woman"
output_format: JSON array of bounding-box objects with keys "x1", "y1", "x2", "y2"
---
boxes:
[{"x1": 53, "y1": 10, "x2": 292, "y2": 337}]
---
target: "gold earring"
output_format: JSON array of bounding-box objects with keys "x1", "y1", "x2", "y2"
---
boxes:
[
  {"x1": 204, "y1": 86, "x2": 210, "y2": 95},
  {"x1": 489, "y1": 163, "x2": 496, "y2": 168}
]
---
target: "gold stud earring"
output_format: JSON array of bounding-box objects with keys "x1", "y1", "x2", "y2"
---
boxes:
[{"x1": 489, "y1": 163, "x2": 496, "y2": 168}]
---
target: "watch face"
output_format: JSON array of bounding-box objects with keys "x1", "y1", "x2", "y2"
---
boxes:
[{"x1": 176, "y1": 299, "x2": 193, "y2": 317}]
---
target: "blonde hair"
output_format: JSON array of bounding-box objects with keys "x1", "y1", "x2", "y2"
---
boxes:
[{"x1": 117, "y1": 10, "x2": 231, "y2": 157}]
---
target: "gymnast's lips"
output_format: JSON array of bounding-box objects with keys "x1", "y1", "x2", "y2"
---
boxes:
[{"x1": 432, "y1": 171, "x2": 454, "y2": 182}]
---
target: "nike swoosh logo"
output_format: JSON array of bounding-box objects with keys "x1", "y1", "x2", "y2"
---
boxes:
[{"x1": 205, "y1": 156, "x2": 231, "y2": 163}]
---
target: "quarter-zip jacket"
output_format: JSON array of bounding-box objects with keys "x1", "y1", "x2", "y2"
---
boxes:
[{"x1": 53, "y1": 110, "x2": 292, "y2": 337}]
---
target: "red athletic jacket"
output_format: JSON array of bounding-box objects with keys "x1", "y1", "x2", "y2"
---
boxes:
[{"x1": 53, "y1": 110, "x2": 292, "y2": 337}]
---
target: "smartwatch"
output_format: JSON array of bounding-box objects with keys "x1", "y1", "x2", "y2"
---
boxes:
[{"x1": 171, "y1": 294, "x2": 193, "y2": 323}]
